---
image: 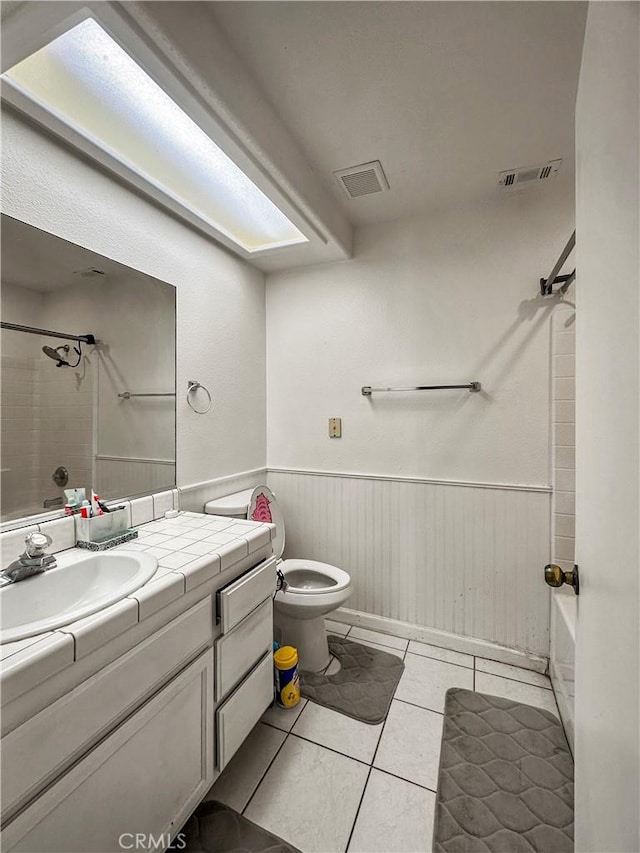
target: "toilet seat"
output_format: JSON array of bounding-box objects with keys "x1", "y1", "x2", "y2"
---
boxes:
[{"x1": 279, "y1": 559, "x2": 350, "y2": 594}]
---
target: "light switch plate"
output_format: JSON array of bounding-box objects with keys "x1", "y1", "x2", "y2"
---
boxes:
[{"x1": 329, "y1": 417, "x2": 342, "y2": 438}]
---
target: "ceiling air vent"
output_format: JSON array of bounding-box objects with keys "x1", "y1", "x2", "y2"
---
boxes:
[
  {"x1": 498, "y1": 159, "x2": 562, "y2": 191},
  {"x1": 334, "y1": 160, "x2": 389, "y2": 199}
]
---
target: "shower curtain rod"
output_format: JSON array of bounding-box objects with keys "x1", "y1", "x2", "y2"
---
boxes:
[
  {"x1": 540, "y1": 231, "x2": 576, "y2": 296},
  {"x1": 0, "y1": 321, "x2": 96, "y2": 345}
]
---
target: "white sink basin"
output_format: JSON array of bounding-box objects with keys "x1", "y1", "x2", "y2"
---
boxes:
[{"x1": 0, "y1": 551, "x2": 158, "y2": 644}]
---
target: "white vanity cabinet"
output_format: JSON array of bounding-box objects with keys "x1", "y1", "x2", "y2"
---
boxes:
[
  {"x1": 213, "y1": 557, "x2": 277, "y2": 771},
  {"x1": 3, "y1": 650, "x2": 214, "y2": 853},
  {"x1": 1, "y1": 550, "x2": 277, "y2": 853}
]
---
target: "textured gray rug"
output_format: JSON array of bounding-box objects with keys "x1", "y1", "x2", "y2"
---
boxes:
[
  {"x1": 300, "y1": 635, "x2": 405, "y2": 724},
  {"x1": 175, "y1": 800, "x2": 300, "y2": 853},
  {"x1": 433, "y1": 688, "x2": 574, "y2": 853}
]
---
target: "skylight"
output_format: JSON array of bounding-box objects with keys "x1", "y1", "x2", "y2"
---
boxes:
[{"x1": 2, "y1": 17, "x2": 308, "y2": 253}]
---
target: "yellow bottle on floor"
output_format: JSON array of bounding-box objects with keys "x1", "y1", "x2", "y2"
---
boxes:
[{"x1": 274, "y1": 646, "x2": 301, "y2": 708}]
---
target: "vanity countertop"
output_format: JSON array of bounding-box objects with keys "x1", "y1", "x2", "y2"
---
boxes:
[{"x1": 1, "y1": 512, "x2": 276, "y2": 705}]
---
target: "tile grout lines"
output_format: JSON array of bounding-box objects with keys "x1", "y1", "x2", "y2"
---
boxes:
[
  {"x1": 241, "y1": 624, "x2": 554, "y2": 850},
  {"x1": 240, "y1": 733, "x2": 289, "y2": 817},
  {"x1": 344, "y1": 625, "x2": 414, "y2": 851},
  {"x1": 343, "y1": 670, "x2": 390, "y2": 853},
  {"x1": 241, "y1": 706, "x2": 307, "y2": 817}
]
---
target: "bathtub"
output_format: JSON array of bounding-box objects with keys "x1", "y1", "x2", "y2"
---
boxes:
[{"x1": 550, "y1": 592, "x2": 576, "y2": 753}]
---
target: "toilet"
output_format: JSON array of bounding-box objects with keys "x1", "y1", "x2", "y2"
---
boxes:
[{"x1": 205, "y1": 485, "x2": 352, "y2": 672}]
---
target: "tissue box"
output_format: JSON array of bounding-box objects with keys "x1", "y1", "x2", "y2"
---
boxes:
[{"x1": 76, "y1": 507, "x2": 129, "y2": 544}]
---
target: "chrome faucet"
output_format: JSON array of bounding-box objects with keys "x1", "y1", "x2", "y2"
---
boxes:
[{"x1": 0, "y1": 532, "x2": 57, "y2": 587}]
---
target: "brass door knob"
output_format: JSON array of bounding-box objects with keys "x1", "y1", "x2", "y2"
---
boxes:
[{"x1": 544, "y1": 564, "x2": 579, "y2": 595}]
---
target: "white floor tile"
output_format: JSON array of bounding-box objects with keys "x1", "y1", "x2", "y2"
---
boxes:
[
  {"x1": 475, "y1": 658, "x2": 551, "y2": 688},
  {"x1": 245, "y1": 736, "x2": 369, "y2": 853},
  {"x1": 348, "y1": 769, "x2": 436, "y2": 853},
  {"x1": 348, "y1": 626, "x2": 408, "y2": 651},
  {"x1": 475, "y1": 672, "x2": 559, "y2": 716},
  {"x1": 203, "y1": 723, "x2": 285, "y2": 812},
  {"x1": 261, "y1": 698, "x2": 308, "y2": 732},
  {"x1": 374, "y1": 700, "x2": 443, "y2": 791},
  {"x1": 349, "y1": 637, "x2": 405, "y2": 660},
  {"x1": 292, "y1": 700, "x2": 383, "y2": 763},
  {"x1": 408, "y1": 640, "x2": 473, "y2": 669},
  {"x1": 325, "y1": 619, "x2": 350, "y2": 636},
  {"x1": 395, "y1": 653, "x2": 473, "y2": 712}
]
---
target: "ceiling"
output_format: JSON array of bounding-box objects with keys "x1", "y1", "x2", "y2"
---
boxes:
[
  {"x1": 210, "y1": 1, "x2": 587, "y2": 227},
  {"x1": 1, "y1": 215, "x2": 157, "y2": 292}
]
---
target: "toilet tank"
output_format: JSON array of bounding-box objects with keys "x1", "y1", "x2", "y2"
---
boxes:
[{"x1": 204, "y1": 488, "x2": 254, "y2": 519}]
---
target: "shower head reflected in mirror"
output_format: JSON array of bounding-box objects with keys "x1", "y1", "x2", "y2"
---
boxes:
[{"x1": 42, "y1": 343, "x2": 81, "y2": 367}]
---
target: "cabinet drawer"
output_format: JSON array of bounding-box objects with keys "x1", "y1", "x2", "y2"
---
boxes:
[
  {"x1": 217, "y1": 556, "x2": 276, "y2": 633},
  {"x1": 1, "y1": 598, "x2": 212, "y2": 822},
  {"x1": 215, "y1": 598, "x2": 272, "y2": 701},
  {"x1": 3, "y1": 650, "x2": 214, "y2": 853},
  {"x1": 216, "y1": 651, "x2": 273, "y2": 771}
]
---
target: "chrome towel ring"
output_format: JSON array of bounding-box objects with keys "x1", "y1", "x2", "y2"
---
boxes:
[{"x1": 187, "y1": 380, "x2": 212, "y2": 414}]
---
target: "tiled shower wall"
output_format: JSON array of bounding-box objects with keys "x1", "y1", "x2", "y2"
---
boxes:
[
  {"x1": 0, "y1": 356, "x2": 40, "y2": 519},
  {"x1": 0, "y1": 354, "x2": 94, "y2": 519},
  {"x1": 552, "y1": 301, "x2": 576, "y2": 572},
  {"x1": 38, "y1": 358, "x2": 94, "y2": 508}
]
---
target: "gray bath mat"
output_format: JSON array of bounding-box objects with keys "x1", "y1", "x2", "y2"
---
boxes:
[
  {"x1": 300, "y1": 635, "x2": 404, "y2": 724},
  {"x1": 433, "y1": 688, "x2": 574, "y2": 853},
  {"x1": 175, "y1": 800, "x2": 300, "y2": 853}
]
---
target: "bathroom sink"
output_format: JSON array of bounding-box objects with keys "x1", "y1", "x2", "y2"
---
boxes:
[{"x1": 0, "y1": 551, "x2": 158, "y2": 644}]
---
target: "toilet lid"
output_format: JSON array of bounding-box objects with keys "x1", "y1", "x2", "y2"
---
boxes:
[{"x1": 249, "y1": 485, "x2": 285, "y2": 558}]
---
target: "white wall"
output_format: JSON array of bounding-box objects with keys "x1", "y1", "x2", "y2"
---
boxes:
[
  {"x1": 267, "y1": 190, "x2": 573, "y2": 485},
  {"x1": 2, "y1": 109, "x2": 267, "y2": 489},
  {"x1": 269, "y1": 470, "x2": 552, "y2": 656},
  {"x1": 266, "y1": 190, "x2": 572, "y2": 654},
  {"x1": 574, "y1": 3, "x2": 639, "y2": 851},
  {"x1": 1, "y1": 282, "x2": 44, "y2": 516},
  {"x1": 1, "y1": 281, "x2": 44, "y2": 357}
]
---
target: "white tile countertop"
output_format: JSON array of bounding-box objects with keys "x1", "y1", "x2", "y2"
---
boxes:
[{"x1": 1, "y1": 512, "x2": 276, "y2": 704}]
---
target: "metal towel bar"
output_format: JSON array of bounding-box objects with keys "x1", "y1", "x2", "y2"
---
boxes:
[
  {"x1": 118, "y1": 392, "x2": 175, "y2": 399},
  {"x1": 362, "y1": 382, "x2": 481, "y2": 396}
]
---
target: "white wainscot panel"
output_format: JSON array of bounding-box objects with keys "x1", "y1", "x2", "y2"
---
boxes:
[
  {"x1": 95, "y1": 456, "x2": 175, "y2": 499},
  {"x1": 267, "y1": 471, "x2": 551, "y2": 656}
]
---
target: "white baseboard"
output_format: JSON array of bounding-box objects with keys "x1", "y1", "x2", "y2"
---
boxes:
[{"x1": 333, "y1": 607, "x2": 548, "y2": 673}]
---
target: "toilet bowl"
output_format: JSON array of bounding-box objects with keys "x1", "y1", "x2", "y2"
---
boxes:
[
  {"x1": 274, "y1": 558, "x2": 352, "y2": 672},
  {"x1": 205, "y1": 485, "x2": 352, "y2": 672}
]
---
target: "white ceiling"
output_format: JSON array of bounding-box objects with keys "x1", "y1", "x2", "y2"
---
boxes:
[
  {"x1": 1, "y1": 215, "x2": 159, "y2": 292},
  {"x1": 210, "y1": 1, "x2": 587, "y2": 227}
]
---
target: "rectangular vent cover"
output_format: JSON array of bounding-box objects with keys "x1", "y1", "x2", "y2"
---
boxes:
[
  {"x1": 498, "y1": 159, "x2": 562, "y2": 191},
  {"x1": 334, "y1": 160, "x2": 389, "y2": 198}
]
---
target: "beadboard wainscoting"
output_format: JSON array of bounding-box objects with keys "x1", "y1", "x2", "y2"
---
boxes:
[
  {"x1": 95, "y1": 456, "x2": 176, "y2": 501},
  {"x1": 267, "y1": 470, "x2": 552, "y2": 657}
]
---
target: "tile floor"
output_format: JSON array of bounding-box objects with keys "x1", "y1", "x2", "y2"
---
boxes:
[{"x1": 204, "y1": 621, "x2": 559, "y2": 853}]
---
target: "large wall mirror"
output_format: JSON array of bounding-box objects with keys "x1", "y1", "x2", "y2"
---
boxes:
[{"x1": 1, "y1": 215, "x2": 176, "y2": 522}]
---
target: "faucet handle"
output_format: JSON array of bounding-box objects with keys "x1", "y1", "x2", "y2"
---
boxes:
[{"x1": 24, "y1": 531, "x2": 53, "y2": 558}]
